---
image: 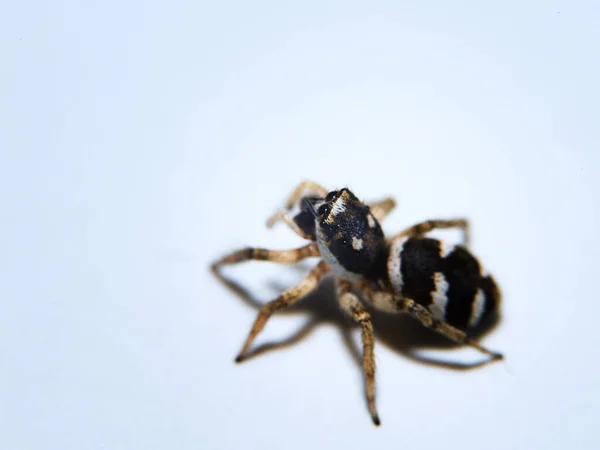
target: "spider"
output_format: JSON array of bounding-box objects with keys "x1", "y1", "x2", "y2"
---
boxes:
[{"x1": 211, "y1": 180, "x2": 503, "y2": 426}]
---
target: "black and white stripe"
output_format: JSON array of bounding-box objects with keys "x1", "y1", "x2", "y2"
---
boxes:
[{"x1": 386, "y1": 237, "x2": 499, "y2": 329}]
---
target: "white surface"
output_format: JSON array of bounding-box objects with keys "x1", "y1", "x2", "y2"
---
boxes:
[{"x1": 1, "y1": 2, "x2": 599, "y2": 449}]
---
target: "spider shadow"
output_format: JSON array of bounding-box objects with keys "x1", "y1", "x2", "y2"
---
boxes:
[{"x1": 212, "y1": 264, "x2": 502, "y2": 371}]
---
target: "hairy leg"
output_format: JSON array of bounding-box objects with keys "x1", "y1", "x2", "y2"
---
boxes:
[
  {"x1": 266, "y1": 180, "x2": 328, "y2": 229},
  {"x1": 211, "y1": 242, "x2": 319, "y2": 270},
  {"x1": 337, "y1": 279, "x2": 380, "y2": 426},
  {"x1": 235, "y1": 261, "x2": 330, "y2": 361},
  {"x1": 360, "y1": 287, "x2": 502, "y2": 361},
  {"x1": 388, "y1": 218, "x2": 470, "y2": 247},
  {"x1": 367, "y1": 197, "x2": 396, "y2": 222}
]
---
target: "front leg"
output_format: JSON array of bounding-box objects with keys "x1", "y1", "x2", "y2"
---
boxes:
[
  {"x1": 279, "y1": 180, "x2": 328, "y2": 211},
  {"x1": 367, "y1": 197, "x2": 396, "y2": 222},
  {"x1": 266, "y1": 180, "x2": 328, "y2": 231},
  {"x1": 337, "y1": 279, "x2": 380, "y2": 426},
  {"x1": 211, "y1": 242, "x2": 319, "y2": 269},
  {"x1": 264, "y1": 210, "x2": 314, "y2": 239},
  {"x1": 267, "y1": 181, "x2": 327, "y2": 239},
  {"x1": 236, "y1": 261, "x2": 329, "y2": 361}
]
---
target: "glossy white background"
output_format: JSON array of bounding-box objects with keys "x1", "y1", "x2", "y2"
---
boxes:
[{"x1": 1, "y1": 1, "x2": 599, "y2": 449}]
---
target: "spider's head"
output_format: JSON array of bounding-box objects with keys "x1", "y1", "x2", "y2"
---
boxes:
[{"x1": 314, "y1": 188, "x2": 386, "y2": 280}]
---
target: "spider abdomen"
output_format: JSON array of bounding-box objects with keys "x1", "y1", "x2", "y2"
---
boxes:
[{"x1": 386, "y1": 237, "x2": 499, "y2": 329}]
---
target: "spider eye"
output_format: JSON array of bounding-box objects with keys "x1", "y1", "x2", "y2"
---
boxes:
[
  {"x1": 325, "y1": 191, "x2": 338, "y2": 201},
  {"x1": 317, "y1": 204, "x2": 330, "y2": 216}
]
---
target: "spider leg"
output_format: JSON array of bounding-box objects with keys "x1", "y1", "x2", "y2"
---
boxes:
[
  {"x1": 337, "y1": 279, "x2": 380, "y2": 426},
  {"x1": 235, "y1": 260, "x2": 329, "y2": 361},
  {"x1": 388, "y1": 218, "x2": 471, "y2": 247},
  {"x1": 264, "y1": 210, "x2": 313, "y2": 239},
  {"x1": 211, "y1": 242, "x2": 319, "y2": 269},
  {"x1": 367, "y1": 197, "x2": 396, "y2": 222},
  {"x1": 361, "y1": 287, "x2": 503, "y2": 361},
  {"x1": 266, "y1": 180, "x2": 327, "y2": 229},
  {"x1": 281, "y1": 180, "x2": 328, "y2": 211}
]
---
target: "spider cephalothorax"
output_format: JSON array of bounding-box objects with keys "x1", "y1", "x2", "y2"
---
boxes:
[
  {"x1": 212, "y1": 180, "x2": 503, "y2": 426},
  {"x1": 313, "y1": 188, "x2": 386, "y2": 281}
]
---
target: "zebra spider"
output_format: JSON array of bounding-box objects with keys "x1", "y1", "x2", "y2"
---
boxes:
[{"x1": 211, "y1": 181, "x2": 503, "y2": 426}]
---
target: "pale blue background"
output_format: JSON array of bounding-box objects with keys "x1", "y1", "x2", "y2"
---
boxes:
[{"x1": 1, "y1": 1, "x2": 599, "y2": 449}]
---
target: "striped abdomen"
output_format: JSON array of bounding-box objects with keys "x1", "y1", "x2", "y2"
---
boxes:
[{"x1": 387, "y1": 237, "x2": 500, "y2": 329}]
